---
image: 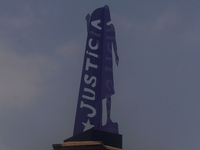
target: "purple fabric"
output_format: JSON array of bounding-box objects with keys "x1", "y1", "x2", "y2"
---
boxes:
[{"x1": 73, "y1": 5, "x2": 119, "y2": 136}]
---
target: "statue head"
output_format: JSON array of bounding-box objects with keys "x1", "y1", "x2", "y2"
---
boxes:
[
  {"x1": 104, "y1": 5, "x2": 111, "y2": 23},
  {"x1": 90, "y1": 5, "x2": 111, "y2": 27}
]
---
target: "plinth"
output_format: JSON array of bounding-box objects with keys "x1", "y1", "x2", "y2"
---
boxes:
[
  {"x1": 52, "y1": 141, "x2": 123, "y2": 150},
  {"x1": 64, "y1": 129, "x2": 122, "y2": 149}
]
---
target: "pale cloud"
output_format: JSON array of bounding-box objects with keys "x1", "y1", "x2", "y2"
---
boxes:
[
  {"x1": 0, "y1": 142, "x2": 10, "y2": 150},
  {"x1": 112, "y1": 13, "x2": 136, "y2": 33},
  {"x1": 113, "y1": 5, "x2": 181, "y2": 34},
  {"x1": 114, "y1": 14, "x2": 135, "y2": 28},
  {"x1": 0, "y1": 4, "x2": 45, "y2": 29},
  {"x1": 0, "y1": 42, "x2": 61, "y2": 112},
  {"x1": 0, "y1": 137, "x2": 10, "y2": 150},
  {"x1": 179, "y1": 18, "x2": 200, "y2": 48},
  {"x1": 56, "y1": 34, "x2": 85, "y2": 61},
  {"x1": 154, "y1": 5, "x2": 180, "y2": 30}
]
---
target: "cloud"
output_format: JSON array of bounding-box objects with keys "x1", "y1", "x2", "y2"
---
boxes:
[
  {"x1": 112, "y1": 13, "x2": 136, "y2": 34},
  {"x1": 178, "y1": 18, "x2": 200, "y2": 50},
  {"x1": 55, "y1": 32, "x2": 86, "y2": 63},
  {"x1": 56, "y1": 40, "x2": 82, "y2": 60},
  {"x1": 0, "y1": 142, "x2": 10, "y2": 150},
  {"x1": 0, "y1": 42, "x2": 61, "y2": 112},
  {"x1": 0, "y1": 136, "x2": 10, "y2": 150},
  {"x1": 0, "y1": 4, "x2": 45, "y2": 30},
  {"x1": 114, "y1": 14, "x2": 135, "y2": 28},
  {"x1": 113, "y1": 4, "x2": 181, "y2": 34},
  {"x1": 154, "y1": 5, "x2": 180, "y2": 30}
]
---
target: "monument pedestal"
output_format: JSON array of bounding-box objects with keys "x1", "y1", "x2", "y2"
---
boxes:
[
  {"x1": 52, "y1": 5, "x2": 123, "y2": 150},
  {"x1": 64, "y1": 129, "x2": 122, "y2": 149},
  {"x1": 52, "y1": 141, "x2": 123, "y2": 150}
]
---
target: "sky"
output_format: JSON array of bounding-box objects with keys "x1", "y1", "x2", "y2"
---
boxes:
[{"x1": 1, "y1": 0, "x2": 200, "y2": 150}]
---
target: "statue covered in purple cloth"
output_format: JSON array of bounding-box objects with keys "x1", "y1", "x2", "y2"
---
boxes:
[{"x1": 73, "y1": 5, "x2": 119, "y2": 136}]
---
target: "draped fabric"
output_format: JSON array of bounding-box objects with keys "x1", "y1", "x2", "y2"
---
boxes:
[{"x1": 73, "y1": 5, "x2": 118, "y2": 136}]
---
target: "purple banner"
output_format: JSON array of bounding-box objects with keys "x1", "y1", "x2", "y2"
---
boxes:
[{"x1": 73, "y1": 5, "x2": 119, "y2": 136}]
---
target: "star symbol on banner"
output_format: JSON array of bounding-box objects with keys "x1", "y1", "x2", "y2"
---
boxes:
[{"x1": 82, "y1": 119, "x2": 94, "y2": 131}]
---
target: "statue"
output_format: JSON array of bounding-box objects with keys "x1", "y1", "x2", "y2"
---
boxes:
[{"x1": 73, "y1": 5, "x2": 119, "y2": 136}]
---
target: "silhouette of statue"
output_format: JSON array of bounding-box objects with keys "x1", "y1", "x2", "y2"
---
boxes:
[
  {"x1": 86, "y1": 5, "x2": 119, "y2": 133},
  {"x1": 73, "y1": 5, "x2": 119, "y2": 135}
]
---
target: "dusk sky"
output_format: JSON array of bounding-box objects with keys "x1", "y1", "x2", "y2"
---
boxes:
[{"x1": 1, "y1": 1, "x2": 200, "y2": 150}]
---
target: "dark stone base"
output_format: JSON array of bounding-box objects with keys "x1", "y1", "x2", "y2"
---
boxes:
[{"x1": 64, "y1": 129, "x2": 122, "y2": 149}]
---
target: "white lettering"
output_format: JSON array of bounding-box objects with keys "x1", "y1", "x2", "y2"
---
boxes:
[
  {"x1": 86, "y1": 50, "x2": 99, "y2": 58},
  {"x1": 85, "y1": 58, "x2": 98, "y2": 71},
  {"x1": 91, "y1": 19, "x2": 102, "y2": 30},
  {"x1": 82, "y1": 88, "x2": 95, "y2": 100},
  {"x1": 84, "y1": 74, "x2": 96, "y2": 88},
  {"x1": 80, "y1": 101, "x2": 96, "y2": 118},
  {"x1": 88, "y1": 38, "x2": 99, "y2": 50},
  {"x1": 90, "y1": 31, "x2": 101, "y2": 37}
]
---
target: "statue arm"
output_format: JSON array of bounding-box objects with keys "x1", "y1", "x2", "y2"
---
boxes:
[
  {"x1": 113, "y1": 39, "x2": 119, "y2": 66},
  {"x1": 85, "y1": 14, "x2": 90, "y2": 33},
  {"x1": 111, "y1": 25, "x2": 119, "y2": 66}
]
